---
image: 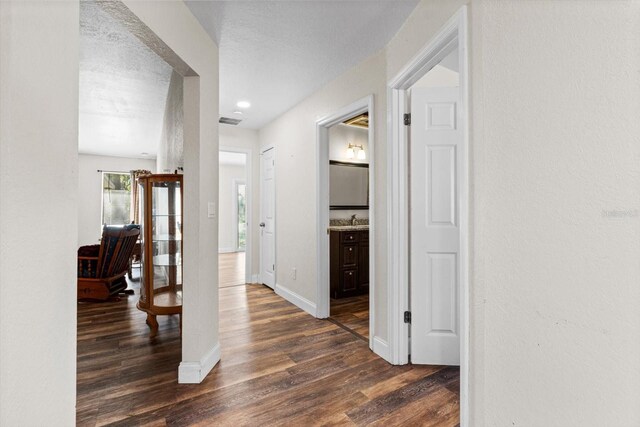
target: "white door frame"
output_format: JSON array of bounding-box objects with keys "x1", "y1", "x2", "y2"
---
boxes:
[
  {"x1": 259, "y1": 144, "x2": 276, "y2": 287},
  {"x1": 386, "y1": 6, "x2": 469, "y2": 425},
  {"x1": 220, "y1": 146, "x2": 252, "y2": 283},
  {"x1": 315, "y1": 95, "x2": 377, "y2": 351}
]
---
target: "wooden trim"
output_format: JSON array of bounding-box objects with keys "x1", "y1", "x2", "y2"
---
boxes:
[{"x1": 77, "y1": 271, "x2": 128, "y2": 300}]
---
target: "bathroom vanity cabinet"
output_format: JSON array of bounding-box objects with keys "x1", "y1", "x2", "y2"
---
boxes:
[{"x1": 329, "y1": 229, "x2": 369, "y2": 299}]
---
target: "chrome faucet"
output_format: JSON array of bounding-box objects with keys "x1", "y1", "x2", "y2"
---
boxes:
[{"x1": 351, "y1": 214, "x2": 357, "y2": 226}]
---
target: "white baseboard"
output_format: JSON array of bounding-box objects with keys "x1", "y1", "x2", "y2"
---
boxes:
[
  {"x1": 372, "y1": 336, "x2": 391, "y2": 363},
  {"x1": 178, "y1": 342, "x2": 221, "y2": 384},
  {"x1": 250, "y1": 274, "x2": 259, "y2": 284},
  {"x1": 218, "y1": 248, "x2": 237, "y2": 254},
  {"x1": 275, "y1": 283, "x2": 317, "y2": 317}
]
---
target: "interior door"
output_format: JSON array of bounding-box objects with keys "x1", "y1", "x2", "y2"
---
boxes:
[
  {"x1": 410, "y1": 86, "x2": 461, "y2": 365},
  {"x1": 260, "y1": 147, "x2": 276, "y2": 289}
]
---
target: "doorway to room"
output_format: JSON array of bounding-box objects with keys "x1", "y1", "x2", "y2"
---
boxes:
[
  {"x1": 218, "y1": 150, "x2": 250, "y2": 288},
  {"x1": 326, "y1": 113, "x2": 371, "y2": 341},
  {"x1": 316, "y1": 95, "x2": 375, "y2": 348},
  {"x1": 77, "y1": 0, "x2": 184, "y2": 330}
]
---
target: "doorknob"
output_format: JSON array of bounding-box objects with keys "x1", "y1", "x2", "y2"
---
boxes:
[{"x1": 259, "y1": 222, "x2": 266, "y2": 227}]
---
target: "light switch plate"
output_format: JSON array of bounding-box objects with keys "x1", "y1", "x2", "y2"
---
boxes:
[{"x1": 207, "y1": 202, "x2": 216, "y2": 218}]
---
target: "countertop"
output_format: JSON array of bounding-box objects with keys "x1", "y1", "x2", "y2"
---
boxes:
[{"x1": 328, "y1": 225, "x2": 370, "y2": 231}]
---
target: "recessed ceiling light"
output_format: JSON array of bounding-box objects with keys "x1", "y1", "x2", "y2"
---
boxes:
[
  {"x1": 233, "y1": 110, "x2": 243, "y2": 115},
  {"x1": 236, "y1": 101, "x2": 251, "y2": 109}
]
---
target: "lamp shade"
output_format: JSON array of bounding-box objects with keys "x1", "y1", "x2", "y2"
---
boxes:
[{"x1": 346, "y1": 147, "x2": 355, "y2": 159}]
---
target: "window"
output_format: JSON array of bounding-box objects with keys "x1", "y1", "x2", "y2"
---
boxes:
[
  {"x1": 237, "y1": 182, "x2": 246, "y2": 251},
  {"x1": 102, "y1": 172, "x2": 131, "y2": 226}
]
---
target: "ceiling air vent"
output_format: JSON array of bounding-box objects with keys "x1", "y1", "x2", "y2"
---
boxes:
[{"x1": 219, "y1": 116, "x2": 242, "y2": 125}]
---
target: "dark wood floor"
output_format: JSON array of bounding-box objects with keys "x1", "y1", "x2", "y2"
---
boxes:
[
  {"x1": 330, "y1": 294, "x2": 370, "y2": 340},
  {"x1": 77, "y1": 284, "x2": 460, "y2": 426}
]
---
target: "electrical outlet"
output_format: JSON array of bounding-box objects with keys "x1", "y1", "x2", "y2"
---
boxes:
[{"x1": 291, "y1": 267, "x2": 297, "y2": 280}]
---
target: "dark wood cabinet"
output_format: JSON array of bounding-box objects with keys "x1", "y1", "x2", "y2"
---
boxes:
[
  {"x1": 330, "y1": 229, "x2": 369, "y2": 298},
  {"x1": 136, "y1": 174, "x2": 183, "y2": 338}
]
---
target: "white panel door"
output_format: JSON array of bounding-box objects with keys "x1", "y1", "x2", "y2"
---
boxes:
[
  {"x1": 260, "y1": 147, "x2": 276, "y2": 289},
  {"x1": 410, "y1": 87, "x2": 461, "y2": 365}
]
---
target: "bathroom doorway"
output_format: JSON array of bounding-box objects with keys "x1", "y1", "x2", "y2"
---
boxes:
[
  {"x1": 316, "y1": 96, "x2": 375, "y2": 348},
  {"x1": 327, "y1": 117, "x2": 370, "y2": 340}
]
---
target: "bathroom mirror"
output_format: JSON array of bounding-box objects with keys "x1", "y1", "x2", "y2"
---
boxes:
[{"x1": 329, "y1": 160, "x2": 369, "y2": 209}]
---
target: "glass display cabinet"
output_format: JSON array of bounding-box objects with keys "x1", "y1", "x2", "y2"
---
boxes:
[{"x1": 136, "y1": 174, "x2": 183, "y2": 338}]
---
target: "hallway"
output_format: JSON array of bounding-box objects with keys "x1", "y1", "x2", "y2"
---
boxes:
[
  {"x1": 219, "y1": 251, "x2": 246, "y2": 288},
  {"x1": 77, "y1": 284, "x2": 460, "y2": 425}
]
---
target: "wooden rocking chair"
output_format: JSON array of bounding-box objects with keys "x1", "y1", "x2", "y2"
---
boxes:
[{"x1": 77, "y1": 225, "x2": 140, "y2": 301}]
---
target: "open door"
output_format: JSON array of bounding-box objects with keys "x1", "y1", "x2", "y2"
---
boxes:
[
  {"x1": 260, "y1": 147, "x2": 276, "y2": 289},
  {"x1": 410, "y1": 87, "x2": 461, "y2": 365}
]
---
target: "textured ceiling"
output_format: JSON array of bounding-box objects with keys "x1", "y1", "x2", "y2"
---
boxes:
[
  {"x1": 79, "y1": 1, "x2": 172, "y2": 159},
  {"x1": 185, "y1": 0, "x2": 419, "y2": 129},
  {"x1": 79, "y1": 1, "x2": 419, "y2": 158}
]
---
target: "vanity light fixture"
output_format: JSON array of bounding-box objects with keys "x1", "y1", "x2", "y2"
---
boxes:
[
  {"x1": 346, "y1": 143, "x2": 365, "y2": 160},
  {"x1": 346, "y1": 145, "x2": 355, "y2": 159}
]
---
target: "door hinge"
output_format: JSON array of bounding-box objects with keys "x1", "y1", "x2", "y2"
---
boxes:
[
  {"x1": 404, "y1": 113, "x2": 411, "y2": 126},
  {"x1": 272, "y1": 264, "x2": 275, "y2": 271},
  {"x1": 404, "y1": 311, "x2": 411, "y2": 324}
]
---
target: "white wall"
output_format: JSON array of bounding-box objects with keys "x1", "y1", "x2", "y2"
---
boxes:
[
  {"x1": 218, "y1": 163, "x2": 246, "y2": 252},
  {"x1": 120, "y1": 0, "x2": 219, "y2": 384},
  {"x1": 77, "y1": 154, "x2": 156, "y2": 246},
  {"x1": 0, "y1": 1, "x2": 79, "y2": 424},
  {"x1": 219, "y1": 125, "x2": 260, "y2": 281},
  {"x1": 468, "y1": 1, "x2": 640, "y2": 425},
  {"x1": 329, "y1": 124, "x2": 369, "y2": 220},
  {"x1": 259, "y1": 51, "x2": 388, "y2": 338}
]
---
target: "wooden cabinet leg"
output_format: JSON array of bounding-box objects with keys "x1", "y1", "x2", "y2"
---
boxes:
[{"x1": 146, "y1": 313, "x2": 158, "y2": 338}]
